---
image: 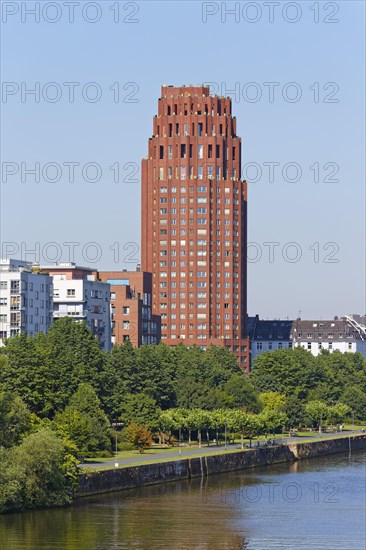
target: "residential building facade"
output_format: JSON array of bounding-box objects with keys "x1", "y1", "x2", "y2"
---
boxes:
[
  {"x1": 292, "y1": 317, "x2": 366, "y2": 357},
  {"x1": 141, "y1": 84, "x2": 249, "y2": 370},
  {"x1": 248, "y1": 314, "x2": 366, "y2": 367},
  {"x1": 0, "y1": 259, "x2": 53, "y2": 345},
  {"x1": 248, "y1": 315, "x2": 293, "y2": 363},
  {"x1": 98, "y1": 267, "x2": 161, "y2": 347},
  {"x1": 42, "y1": 263, "x2": 111, "y2": 351}
]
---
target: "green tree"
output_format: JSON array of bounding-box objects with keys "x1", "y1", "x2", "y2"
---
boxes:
[
  {"x1": 305, "y1": 400, "x2": 329, "y2": 431},
  {"x1": 199, "y1": 387, "x2": 235, "y2": 410},
  {"x1": 224, "y1": 375, "x2": 261, "y2": 412},
  {"x1": 0, "y1": 333, "x2": 54, "y2": 416},
  {"x1": 259, "y1": 391, "x2": 286, "y2": 412},
  {"x1": 120, "y1": 393, "x2": 161, "y2": 431},
  {"x1": 227, "y1": 410, "x2": 262, "y2": 448},
  {"x1": 210, "y1": 409, "x2": 229, "y2": 445},
  {"x1": 259, "y1": 410, "x2": 287, "y2": 438},
  {"x1": 186, "y1": 409, "x2": 210, "y2": 448},
  {"x1": 251, "y1": 348, "x2": 323, "y2": 399},
  {"x1": 328, "y1": 403, "x2": 351, "y2": 425},
  {"x1": 0, "y1": 428, "x2": 79, "y2": 513},
  {"x1": 158, "y1": 408, "x2": 186, "y2": 445},
  {"x1": 0, "y1": 318, "x2": 104, "y2": 417},
  {"x1": 284, "y1": 395, "x2": 307, "y2": 430},
  {"x1": 340, "y1": 385, "x2": 366, "y2": 420},
  {"x1": 135, "y1": 344, "x2": 177, "y2": 409},
  {"x1": 175, "y1": 377, "x2": 211, "y2": 410},
  {"x1": 0, "y1": 392, "x2": 32, "y2": 448},
  {"x1": 54, "y1": 383, "x2": 111, "y2": 457}
]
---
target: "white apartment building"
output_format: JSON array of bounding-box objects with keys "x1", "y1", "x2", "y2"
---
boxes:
[
  {"x1": 248, "y1": 314, "x2": 366, "y2": 368},
  {"x1": 42, "y1": 263, "x2": 112, "y2": 351},
  {"x1": 292, "y1": 317, "x2": 366, "y2": 357},
  {"x1": 0, "y1": 259, "x2": 53, "y2": 345}
]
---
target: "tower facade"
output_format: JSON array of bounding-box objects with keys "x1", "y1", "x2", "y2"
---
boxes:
[{"x1": 141, "y1": 85, "x2": 249, "y2": 370}]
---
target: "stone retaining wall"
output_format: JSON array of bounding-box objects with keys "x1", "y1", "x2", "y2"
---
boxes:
[{"x1": 76, "y1": 434, "x2": 366, "y2": 498}]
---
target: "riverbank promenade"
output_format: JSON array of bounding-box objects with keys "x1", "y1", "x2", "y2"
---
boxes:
[{"x1": 81, "y1": 429, "x2": 365, "y2": 470}]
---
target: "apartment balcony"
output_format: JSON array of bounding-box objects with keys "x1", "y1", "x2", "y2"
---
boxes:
[
  {"x1": 53, "y1": 297, "x2": 86, "y2": 302},
  {"x1": 53, "y1": 311, "x2": 87, "y2": 318}
]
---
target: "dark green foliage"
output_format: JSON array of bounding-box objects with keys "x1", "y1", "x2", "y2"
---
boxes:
[
  {"x1": 284, "y1": 395, "x2": 307, "y2": 429},
  {"x1": 119, "y1": 393, "x2": 161, "y2": 431},
  {"x1": 251, "y1": 347, "x2": 324, "y2": 398},
  {"x1": 0, "y1": 318, "x2": 103, "y2": 417},
  {"x1": 340, "y1": 385, "x2": 366, "y2": 420},
  {"x1": 99, "y1": 341, "x2": 245, "y2": 415},
  {"x1": 225, "y1": 375, "x2": 262, "y2": 412},
  {"x1": 54, "y1": 383, "x2": 111, "y2": 457},
  {"x1": 0, "y1": 392, "x2": 32, "y2": 447},
  {"x1": 250, "y1": 348, "x2": 366, "y2": 411},
  {"x1": 0, "y1": 428, "x2": 79, "y2": 513}
]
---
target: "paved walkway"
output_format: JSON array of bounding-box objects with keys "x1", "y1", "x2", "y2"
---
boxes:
[{"x1": 80, "y1": 430, "x2": 364, "y2": 469}]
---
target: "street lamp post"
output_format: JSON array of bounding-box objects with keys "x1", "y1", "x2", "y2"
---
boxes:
[
  {"x1": 224, "y1": 422, "x2": 227, "y2": 450},
  {"x1": 112, "y1": 419, "x2": 124, "y2": 468},
  {"x1": 179, "y1": 425, "x2": 182, "y2": 455},
  {"x1": 319, "y1": 413, "x2": 322, "y2": 434},
  {"x1": 352, "y1": 411, "x2": 355, "y2": 432},
  {"x1": 113, "y1": 417, "x2": 119, "y2": 468}
]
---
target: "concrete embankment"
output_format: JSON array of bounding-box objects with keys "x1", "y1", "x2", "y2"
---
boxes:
[{"x1": 76, "y1": 434, "x2": 366, "y2": 498}]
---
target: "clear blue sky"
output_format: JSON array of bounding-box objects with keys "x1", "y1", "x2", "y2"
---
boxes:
[{"x1": 1, "y1": 0, "x2": 365, "y2": 319}]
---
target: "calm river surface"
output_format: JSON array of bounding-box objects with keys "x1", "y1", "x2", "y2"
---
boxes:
[{"x1": 1, "y1": 450, "x2": 365, "y2": 550}]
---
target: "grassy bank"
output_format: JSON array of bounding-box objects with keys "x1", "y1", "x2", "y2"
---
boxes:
[{"x1": 83, "y1": 431, "x2": 363, "y2": 471}]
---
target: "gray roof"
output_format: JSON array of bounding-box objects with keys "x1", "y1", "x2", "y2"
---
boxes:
[
  {"x1": 247, "y1": 316, "x2": 293, "y2": 341},
  {"x1": 248, "y1": 316, "x2": 366, "y2": 342}
]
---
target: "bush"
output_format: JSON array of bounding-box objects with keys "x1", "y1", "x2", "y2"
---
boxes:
[
  {"x1": 0, "y1": 428, "x2": 79, "y2": 513},
  {"x1": 124, "y1": 423, "x2": 153, "y2": 453}
]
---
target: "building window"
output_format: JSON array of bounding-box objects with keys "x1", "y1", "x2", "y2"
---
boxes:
[
  {"x1": 123, "y1": 307, "x2": 129, "y2": 315},
  {"x1": 256, "y1": 342, "x2": 262, "y2": 350},
  {"x1": 180, "y1": 166, "x2": 187, "y2": 180},
  {"x1": 67, "y1": 289, "x2": 75, "y2": 297}
]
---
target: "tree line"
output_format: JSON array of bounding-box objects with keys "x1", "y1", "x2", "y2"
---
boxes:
[{"x1": 0, "y1": 317, "x2": 365, "y2": 511}]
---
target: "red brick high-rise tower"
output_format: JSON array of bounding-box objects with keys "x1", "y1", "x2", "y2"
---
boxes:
[{"x1": 141, "y1": 85, "x2": 249, "y2": 370}]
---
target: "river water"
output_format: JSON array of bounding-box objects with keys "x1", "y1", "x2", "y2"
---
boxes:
[{"x1": 1, "y1": 450, "x2": 365, "y2": 550}]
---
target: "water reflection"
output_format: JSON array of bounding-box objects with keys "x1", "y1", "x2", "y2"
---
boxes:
[{"x1": 1, "y1": 451, "x2": 365, "y2": 550}]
